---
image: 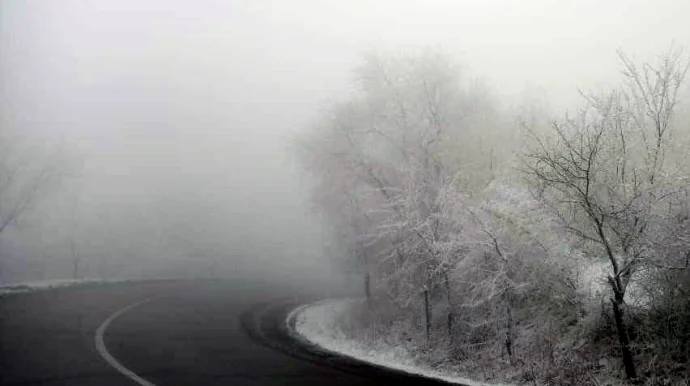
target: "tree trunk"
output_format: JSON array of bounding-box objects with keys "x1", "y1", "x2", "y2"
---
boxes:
[
  {"x1": 364, "y1": 271, "x2": 371, "y2": 308},
  {"x1": 71, "y1": 231, "x2": 79, "y2": 280},
  {"x1": 443, "y1": 273, "x2": 454, "y2": 344},
  {"x1": 423, "y1": 289, "x2": 431, "y2": 343},
  {"x1": 611, "y1": 297, "x2": 637, "y2": 380},
  {"x1": 505, "y1": 301, "x2": 514, "y2": 363},
  {"x1": 72, "y1": 258, "x2": 79, "y2": 280}
]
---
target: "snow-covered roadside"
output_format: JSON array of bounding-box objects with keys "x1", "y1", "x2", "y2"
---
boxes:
[
  {"x1": 0, "y1": 277, "x2": 155, "y2": 297},
  {"x1": 288, "y1": 299, "x2": 514, "y2": 386}
]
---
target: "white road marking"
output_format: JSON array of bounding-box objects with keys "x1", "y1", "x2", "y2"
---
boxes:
[{"x1": 95, "y1": 297, "x2": 159, "y2": 386}]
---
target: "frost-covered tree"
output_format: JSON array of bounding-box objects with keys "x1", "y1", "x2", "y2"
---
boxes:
[
  {"x1": 524, "y1": 48, "x2": 689, "y2": 380},
  {"x1": 297, "y1": 49, "x2": 498, "y2": 341},
  {"x1": 298, "y1": 45, "x2": 690, "y2": 385}
]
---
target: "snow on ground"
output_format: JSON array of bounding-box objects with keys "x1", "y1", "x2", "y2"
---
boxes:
[
  {"x1": 579, "y1": 259, "x2": 649, "y2": 308},
  {"x1": 289, "y1": 299, "x2": 514, "y2": 386},
  {"x1": 0, "y1": 278, "x2": 137, "y2": 296}
]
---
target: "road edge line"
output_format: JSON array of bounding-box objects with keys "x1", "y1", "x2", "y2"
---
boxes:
[{"x1": 94, "y1": 297, "x2": 158, "y2": 386}]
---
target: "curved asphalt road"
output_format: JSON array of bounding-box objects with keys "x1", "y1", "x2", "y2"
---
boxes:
[{"x1": 0, "y1": 279, "x2": 433, "y2": 386}]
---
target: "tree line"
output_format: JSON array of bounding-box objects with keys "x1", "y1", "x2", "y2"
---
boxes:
[{"x1": 297, "y1": 48, "x2": 690, "y2": 384}]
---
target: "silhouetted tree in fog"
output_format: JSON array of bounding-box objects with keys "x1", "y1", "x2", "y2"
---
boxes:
[{"x1": 0, "y1": 132, "x2": 66, "y2": 280}]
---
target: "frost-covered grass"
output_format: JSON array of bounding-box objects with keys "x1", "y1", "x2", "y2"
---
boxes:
[
  {"x1": 290, "y1": 298, "x2": 514, "y2": 386},
  {"x1": 0, "y1": 277, "x2": 147, "y2": 296}
]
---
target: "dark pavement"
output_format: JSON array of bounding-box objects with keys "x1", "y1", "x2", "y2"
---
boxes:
[{"x1": 0, "y1": 279, "x2": 433, "y2": 385}]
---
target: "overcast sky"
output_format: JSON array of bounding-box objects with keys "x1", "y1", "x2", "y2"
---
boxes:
[{"x1": 1, "y1": 0, "x2": 688, "y2": 283}]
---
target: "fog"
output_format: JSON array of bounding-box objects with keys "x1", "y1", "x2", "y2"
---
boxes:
[{"x1": 1, "y1": 0, "x2": 688, "y2": 285}]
